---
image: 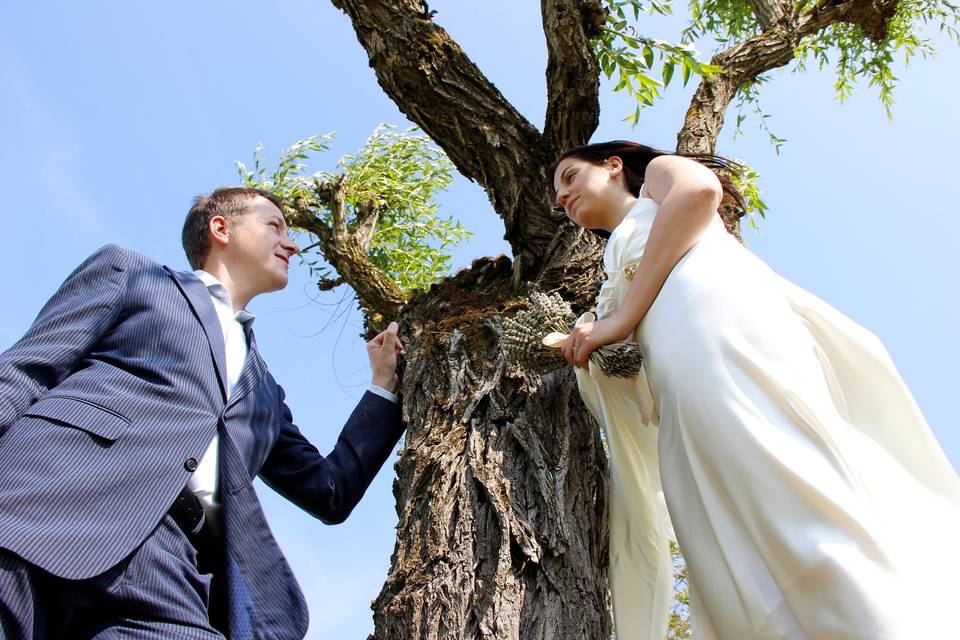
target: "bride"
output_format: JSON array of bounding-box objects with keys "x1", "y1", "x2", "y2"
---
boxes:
[{"x1": 552, "y1": 140, "x2": 960, "y2": 639}]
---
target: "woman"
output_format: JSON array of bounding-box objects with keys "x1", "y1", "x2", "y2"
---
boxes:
[{"x1": 552, "y1": 141, "x2": 960, "y2": 639}]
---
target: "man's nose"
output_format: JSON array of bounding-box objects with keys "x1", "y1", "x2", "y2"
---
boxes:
[
  {"x1": 556, "y1": 188, "x2": 568, "y2": 206},
  {"x1": 283, "y1": 236, "x2": 300, "y2": 255}
]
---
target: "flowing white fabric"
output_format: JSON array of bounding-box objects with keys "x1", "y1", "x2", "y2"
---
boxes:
[{"x1": 575, "y1": 193, "x2": 960, "y2": 640}]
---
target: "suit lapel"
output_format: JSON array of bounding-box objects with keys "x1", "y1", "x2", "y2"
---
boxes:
[
  {"x1": 164, "y1": 267, "x2": 229, "y2": 401},
  {"x1": 226, "y1": 328, "x2": 267, "y2": 410}
]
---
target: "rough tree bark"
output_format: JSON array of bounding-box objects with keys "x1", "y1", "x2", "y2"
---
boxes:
[{"x1": 310, "y1": 0, "x2": 905, "y2": 637}]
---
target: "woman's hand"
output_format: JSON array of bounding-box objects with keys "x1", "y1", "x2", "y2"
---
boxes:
[{"x1": 562, "y1": 316, "x2": 631, "y2": 369}]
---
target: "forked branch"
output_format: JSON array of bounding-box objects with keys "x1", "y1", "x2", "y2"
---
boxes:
[{"x1": 287, "y1": 178, "x2": 406, "y2": 322}]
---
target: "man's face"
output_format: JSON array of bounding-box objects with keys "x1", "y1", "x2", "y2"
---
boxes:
[{"x1": 225, "y1": 195, "x2": 299, "y2": 297}]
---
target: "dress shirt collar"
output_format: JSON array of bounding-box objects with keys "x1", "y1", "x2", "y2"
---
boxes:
[{"x1": 193, "y1": 270, "x2": 255, "y2": 326}]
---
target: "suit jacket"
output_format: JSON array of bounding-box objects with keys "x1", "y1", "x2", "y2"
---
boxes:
[{"x1": 0, "y1": 244, "x2": 404, "y2": 638}]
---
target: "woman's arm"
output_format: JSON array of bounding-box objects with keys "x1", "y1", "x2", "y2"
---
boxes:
[{"x1": 564, "y1": 154, "x2": 723, "y2": 368}]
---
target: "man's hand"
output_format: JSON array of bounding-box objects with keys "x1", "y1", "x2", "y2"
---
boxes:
[{"x1": 367, "y1": 321, "x2": 405, "y2": 393}]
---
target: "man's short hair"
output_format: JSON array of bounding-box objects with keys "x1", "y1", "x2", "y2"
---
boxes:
[{"x1": 182, "y1": 187, "x2": 285, "y2": 270}]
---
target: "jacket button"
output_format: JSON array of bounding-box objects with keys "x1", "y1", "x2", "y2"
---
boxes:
[{"x1": 184, "y1": 457, "x2": 198, "y2": 472}]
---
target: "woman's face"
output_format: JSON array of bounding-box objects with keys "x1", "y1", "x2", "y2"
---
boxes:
[{"x1": 553, "y1": 156, "x2": 624, "y2": 230}]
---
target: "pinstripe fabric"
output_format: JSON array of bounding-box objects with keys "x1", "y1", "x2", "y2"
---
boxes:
[
  {"x1": 0, "y1": 516, "x2": 225, "y2": 639},
  {"x1": 0, "y1": 245, "x2": 405, "y2": 639}
]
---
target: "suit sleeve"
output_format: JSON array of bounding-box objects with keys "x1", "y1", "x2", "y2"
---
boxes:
[
  {"x1": 259, "y1": 388, "x2": 404, "y2": 524},
  {"x1": 0, "y1": 245, "x2": 127, "y2": 433}
]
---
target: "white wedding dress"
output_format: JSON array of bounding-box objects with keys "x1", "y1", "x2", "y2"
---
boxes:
[{"x1": 574, "y1": 192, "x2": 960, "y2": 640}]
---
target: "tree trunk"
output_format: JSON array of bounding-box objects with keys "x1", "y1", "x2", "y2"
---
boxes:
[
  {"x1": 324, "y1": 2, "x2": 617, "y2": 637},
  {"x1": 371, "y1": 257, "x2": 611, "y2": 639},
  {"x1": 325, "y1": 0, "x2": 901, "y2": 637}
]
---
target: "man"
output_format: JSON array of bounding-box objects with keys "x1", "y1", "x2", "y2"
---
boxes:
[{"x1": 0, "y1": 187, "x2": 405, "y2": 638}]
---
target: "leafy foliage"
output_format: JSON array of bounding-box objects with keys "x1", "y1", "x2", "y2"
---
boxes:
[
  {"x1": 794, "y1": 0, "x2": 960, "y2": 117},
  {"x1": 682, "y1": 0, "x2": 762, "y2": 44},
  {"x1": 671, "y1": 0, "x2": 960, "y2": 142},
  {"x1": 683, "y1": 0, "x2": 960, "y2": 123},
  {"x1": 667, "y1": 542, "x2": 692, "y2": 639},
  {"x1": 595, "y1": 0, "x2": 722, "y2": 123},
  {"x1": 237, "y1": 125, "x2": 471, "y2": 293},
  {"x1": 731, "y1": 160, "x2": 769, "y2": 228},
  {"x1": 237, "y1": 133, "x2": 336, "y2": 204},
  {"x1": 730, "y1": 76, "x2": 788, "y2": 153}
]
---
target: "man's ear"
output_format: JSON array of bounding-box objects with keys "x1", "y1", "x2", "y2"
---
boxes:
[{"x1": 208, "y1": 215, "x2": 230, "y2": 249}]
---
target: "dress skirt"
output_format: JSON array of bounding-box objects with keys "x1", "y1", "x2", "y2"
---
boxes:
[{"x1": 575, "y1": 196, "x2": 960, "y2": 639}]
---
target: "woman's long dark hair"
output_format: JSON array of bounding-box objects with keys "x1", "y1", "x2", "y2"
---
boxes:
[{"x1": 551, "y1": 141, "x2": 747, "y2": 235}]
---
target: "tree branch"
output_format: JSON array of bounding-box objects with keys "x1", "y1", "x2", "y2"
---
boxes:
[
  {"x1": 676, "y1": 30, "x2": 797, "y2": 156},
  {"x1": 748, "y1": 0, "x2": 792, "y2": 31},
  {"x1": 799, "y1": 0, "x2": 898, "y2": 41},
  {"x1": 317, "y1": 276, "x2": 346, "y2": 291},
  {"x1": 288, "y1": 185, "x2": 406, "y2": 322},
  {"x1": 353, "y1": 198, "x2": 381, "y2": 251},
  {"x1": 329, "y1": 0, "x2": 567, "y2": 276},
  {"x1": 677, "y1": 0, "x2": 899, "y2": 156},
  {"x1": 542, "y1": 0, "x2": 604, "y2": 155},
  {"x1": 315, "y1": 174, "x2": 348, "y2": 242}
]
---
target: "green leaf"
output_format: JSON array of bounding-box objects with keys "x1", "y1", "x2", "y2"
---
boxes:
[
  {"x1": 662, "y1": 60, "x2": 675, "y2": 85},
  {"x1": 643, "y1": 45, "x2": 655, "y2": 68},
  {"x1": 635, "y1": 72, "x2": 664, "y2": 88},
  {"x1": 593, "y1": 6, "x2": 721, "y2": 116}
]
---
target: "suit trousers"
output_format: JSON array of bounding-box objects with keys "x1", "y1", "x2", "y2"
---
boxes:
[{"x1": 0, "y1": 513, "x2": 226, "y2": 639}]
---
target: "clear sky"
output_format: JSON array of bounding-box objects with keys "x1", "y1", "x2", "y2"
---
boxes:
[{"x1": 2, "y1": 2, "x2": 957, "y2": 637}]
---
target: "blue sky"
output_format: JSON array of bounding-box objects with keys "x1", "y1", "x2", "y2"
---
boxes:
[{"x1": 2, "y1": 2, "x2": 958, "y2": 637}]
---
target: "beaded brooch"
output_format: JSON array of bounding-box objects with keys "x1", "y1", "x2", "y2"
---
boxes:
[{"x1": 623, "y1": 260, "x2": 641, "y2": 281}]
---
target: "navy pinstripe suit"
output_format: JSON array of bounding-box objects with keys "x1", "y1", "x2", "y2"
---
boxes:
[{"x1": 0, "y1": 244, "x2": 404, "y2": 638}]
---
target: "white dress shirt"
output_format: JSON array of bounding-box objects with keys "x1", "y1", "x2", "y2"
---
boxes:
[
  {"x1": 187, "y1": 270, "x2": 398, "y2": 531},
  {"x1": 188, "y1": 270, "x2": 253, "y2": 532}
]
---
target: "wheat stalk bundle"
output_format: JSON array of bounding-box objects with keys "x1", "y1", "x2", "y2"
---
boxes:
[{"x1": 500, "y1": 290, "x2": 644, "y2": 378}]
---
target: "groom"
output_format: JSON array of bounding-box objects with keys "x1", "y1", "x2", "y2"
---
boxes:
[{"x1": 0, "y1": 187, "x2": 405, "y2": 638}]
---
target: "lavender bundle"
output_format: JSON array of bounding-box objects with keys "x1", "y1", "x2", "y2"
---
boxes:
[{"x1": 500, "y1": 290, "x2": 644, "y2": 378}]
